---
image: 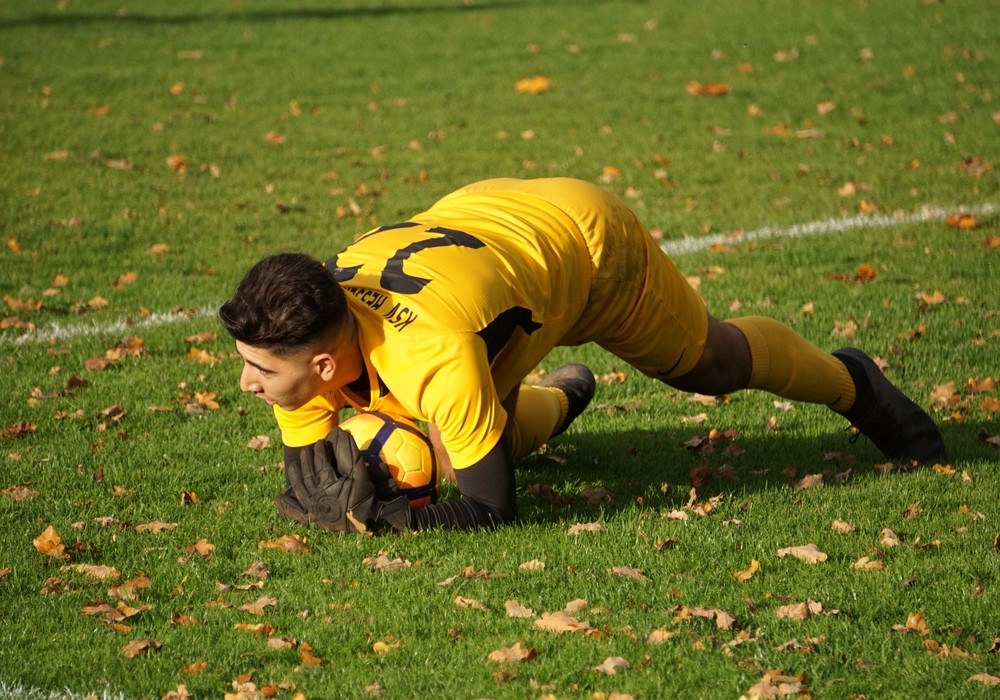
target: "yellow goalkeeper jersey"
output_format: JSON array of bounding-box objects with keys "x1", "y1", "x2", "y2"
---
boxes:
[{"x1": 274, "y1": 177, "x2": 707, "y2": 468}]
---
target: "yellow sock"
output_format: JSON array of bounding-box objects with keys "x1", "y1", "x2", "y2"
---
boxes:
[
  {"x1": 724, "y1": 316, "x2": 856, "y2": 411},
  {"x1": 507, "y1": 384, "x2": 568, "y2": 458}
]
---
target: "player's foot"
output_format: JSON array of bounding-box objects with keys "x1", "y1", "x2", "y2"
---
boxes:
[
  {"x1": 539, "y1": 363, "x2": 596, "y2": 436},
  {"x1": 833, "y1": 348, "x2": 947, "y2": 464}
]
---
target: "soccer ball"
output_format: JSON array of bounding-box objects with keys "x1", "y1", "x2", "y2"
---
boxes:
[{"x1": 338, "y1": 411, "x2": 438, "y2": 509}]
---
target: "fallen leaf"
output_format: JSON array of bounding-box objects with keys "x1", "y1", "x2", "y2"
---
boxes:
[
  {"x1": 488, "y1": 642, "x2": 538, "y2": 663},
  {"x1": 831, "y1": 520, "x2": 855, "y2": 534},
  {"x1": 120, "y1": 639, "x2": 161, "y2": 658},
  {"x1": 514, "y1": 76, "x2": 551, "y2": 94},
  {"x1": 903, "y1": 501, "x2": 921, "y2": 521},
  {"x1": 371, "y1": 639, "x2": 399, "y2": 656},
  {"x1": 891, "y1": 612, "x2": 930, "y2": 635},
  {"x1": 32, "y1": 525, "x2": 68, "y2": 559},
  {"x1": 881, "y1": 528, "x2": 901, "y2": 547},
  {"x1": 592, "y1": 656, "x2": 630, "y2": 675},
  {"x1": 504, "y1": 600, "x2": 535, "y2": 618},
  {"x1": 185, "y1": 539, "x2": 215, "y2": 560},
  {"x1": 267, "y1": 637, "x2": 298, "y2": 650},
  {"x1": 247, "y1": 435, "x2": 271, "y2": 450},
  {"x1": 776, "y1": 544, "x2": 827, "y2": 564},
  {"x1": 454, "y1": 596, "x2": 487, "y2": 611},
  {"x1": 134, "y1": 520, "x2": 177, "y2": 533},
  {"x1": 850, "y1": 556, "x2": 885, "y2": 570},
  {"x1": 534, "y1": 611, "x2": 603, "y2": 637},
  {"x1": 362, "y1": 554, "x2": 410, "y2": 571},
  {"x1": 644, "y1": 627, "x2": 678, "y2": 644},
  {"x1": 161, "y1": 684, "x2": 191, "y2": 700},
  {"x1": 300, "y1": 641, "x2": 323, "y2": 665},
  {"x1": 970, "y1": 673, "x2": 1000, "y2": 687},
  {"x1": 568, "y1": 521, "x2": 606, "y2": 535},
  {"x1": 734, "y1": 559, "x2": 759, "y2": 583},
  {"x1": 686, "y1": 80, "x2": 731, "y2": 96},
  {"x1": 238, "y1": 595, "x2": 277, "y2": 616},
  {"x1": 742, "y1": 670, "x2": 806, "y2": 698},
  {"x1": 795, "y1": 473, "x2": 823, "y2": 489},
  {"x1": 258, "y1": 534, "x2": 310, "y2": 553}
]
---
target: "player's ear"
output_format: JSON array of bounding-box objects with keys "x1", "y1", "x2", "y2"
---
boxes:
[{"x1": 312, "y1": 351, "x2": 337, "y2": 381}]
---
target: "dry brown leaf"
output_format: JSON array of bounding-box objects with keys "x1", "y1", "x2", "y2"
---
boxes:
[
  {"x1": 881, "y1": 528, "x2": 901, "y2": 547},
  {"x1": 891, "y1": 611, "x2": 930, "y2": 635},
  {"x1": 371, "y1": 639, "x2": 399, "y2": 656},
  {"x1": 186, "y1": 539, "x2": 215, "y2": 560},
  {"x1": 247, "y1": 435, "x2": 271, "y2": 450},
  {"x1": 742, "y1": 670, "x2": 806, "y2": 698},
  {"x1": 534, "y1": 611, "x2": 602, "y2": 636},
  {"x1": 504, "y1": 600, "x2": 535, "y2": 618},
  {"x1": 850, "y1": 556, "x2": 884, "y2": 571},
  {"x1": 776, "y1": 543, "x2": 827, "y2": 564},
  {"x1": 795, "y1": 473, "x2": 823, "y2": 489},
  {"x1": 134, "y1": 520, "x2": 177, "y2": 533},
  {"x1": 518, "y1": 559, "x2": 544, "y2": 571},
  {"x1": 592, "y1": 656, "x2": 630, "y2": 675},
  {"x1": 611, "y1": 566, "x2": 649, "y2": 581},
  {"x1": 734, "y1": 559, "x2": 759, "y2": 583},
  {"x1": 903, "y1": 501, "x2": 921, "y2": 521},
  {"x1": 300, "y1": 641, "x2": 324, "y2": 665},
  {"x1": 686, "y1": 80, "x2": 731, "y2": 96},
  {"x1": 488, "y1": 642, "x2": 538, "y2": 663},
  {"x1": 971, "y1": 673, "x2": 1000, "y2": 687},
  {"x1": 161, "y1": 684, "x2": 192, "y2": 700},
  {"x1": 234, "y1": 623, "x2": 274, "y2": 636},
  {"x1": 267, "y1": 637, "x2": 298, "y2": 650},
  {"x1": 31, "y1": 525, "x2": 69, "y2": 559},
  {"x1": 514, "y1": 76, "x2": 551, "y2": 94},
  {"x1": 237, "y1": 595, "x2": 277, "y2": 616},
  {"x1": 644, "y1": 627, "x2": 678, "y2": 644},
  {"x1": 258, "y1": 534, "x2": 310, "y2": 553},
  {"x1": 831, "y1": 520, "x2": 855, "y2": 534},
  {"x1": 454, "y1": 596, "x2": 487, "y2": 611},
  {"x1": 362, "y1": 554, "x2": 410, "y2": 570},
  {"x1": 120, "y1": 639, "x2": 161, "y2": 658},
  {"x1": 567, "y1": 521, "x2": 606, "y2": 535}
]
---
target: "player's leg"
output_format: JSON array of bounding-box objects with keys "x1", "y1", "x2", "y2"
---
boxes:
[
  {"x1": 669, "y1": 314, "x2": 946, "y2": 463},
  {"x1": 575, "y1": 187, "x2": 945, "y2": 463},
  {"x1": 503, "y1": 365, "x2": 596, "y2": 459}
]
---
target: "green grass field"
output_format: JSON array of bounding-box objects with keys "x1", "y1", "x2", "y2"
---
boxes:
[{"x1": 1, "y1": 1, "x2": 998, "y2": 698}]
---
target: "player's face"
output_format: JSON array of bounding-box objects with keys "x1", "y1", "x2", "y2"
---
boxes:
[{"x1": 235, "y1": 341, "x2": 322, "y2": 412}]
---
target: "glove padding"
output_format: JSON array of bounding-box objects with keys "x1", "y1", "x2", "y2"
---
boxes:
[
  {"x1": 283, "y1": 428, "x2": 377, "y2": 533},
  {"x1": 275, "y1": 428, "x2": 412, "y2": 533}
]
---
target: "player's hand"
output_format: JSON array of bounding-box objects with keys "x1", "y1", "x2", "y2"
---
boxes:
[
  {"x1": 284, "y1": 428, "x2": 377, "y2": 533},
  {"x1": 273, "y1": 486, "x2": 310, "y2": 524}
]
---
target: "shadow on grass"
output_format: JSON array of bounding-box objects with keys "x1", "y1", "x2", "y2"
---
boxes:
[
  {"x1": 509, "y1": 416, "x2": 997, "y2": 527},
  {"x1": 0, "y1": 0, "x2": 632, "y2": 28}
]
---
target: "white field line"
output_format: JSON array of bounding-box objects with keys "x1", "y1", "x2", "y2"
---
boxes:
[
  {"x1": 659, "y1": 202, "x2": 998, "y2": 256},
  {"x1": 3, "y1": 202, "x2": 997, "y2": 346},
  {"x1": 0, "y1": 683, "x2": 126, "y2": 700},
  {"x1": 1, "y1": 306, "x2": 218, "y2": 346}
]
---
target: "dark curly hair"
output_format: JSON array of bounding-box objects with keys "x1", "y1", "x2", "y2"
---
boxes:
[{"x1": 219, "y1": 253, "x2": 348, "y2": 355}]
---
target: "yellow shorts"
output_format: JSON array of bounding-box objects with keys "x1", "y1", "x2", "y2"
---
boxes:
[{"x1": 460, "y1": 178, "x2": 709, "y2": 381}]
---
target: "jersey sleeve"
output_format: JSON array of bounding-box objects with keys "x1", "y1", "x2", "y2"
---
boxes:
[{"x1": 273, "y1": 393, "x2": 341, "y2": 448}]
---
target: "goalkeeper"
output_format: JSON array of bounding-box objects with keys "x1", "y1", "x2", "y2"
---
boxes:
[{"x1": 219, "y1": 177, "x2": 946, "y2": 533}]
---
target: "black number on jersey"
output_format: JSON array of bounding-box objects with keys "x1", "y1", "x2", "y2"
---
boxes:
[{"x1": 328, "y1": 224, "x2": 485, "y2": 294}]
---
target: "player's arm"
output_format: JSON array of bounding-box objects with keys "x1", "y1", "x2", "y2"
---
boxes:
[{"x1": 410, "y1": 437, "x2": 516, "y2": 530}]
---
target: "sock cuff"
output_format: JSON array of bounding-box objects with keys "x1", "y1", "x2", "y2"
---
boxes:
[{"x1": 723, "y1": 316, "x2": 771, "y2": 389}]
